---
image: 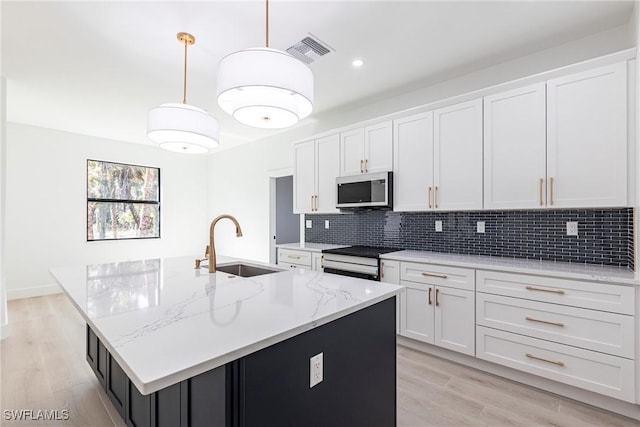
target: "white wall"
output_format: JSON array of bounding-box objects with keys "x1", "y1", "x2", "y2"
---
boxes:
[
  {"x1": 5, "y1": 123, "x2": 209, "y2": 299},
  {"x1": 208, "y1": 24, "x2": 635, "y2": 263},
  {"x1": 1, "y1": 77, "x2": 8, "y2": 338}
]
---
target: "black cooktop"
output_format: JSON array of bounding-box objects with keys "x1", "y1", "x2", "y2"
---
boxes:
[{"x1": 322, "y1": 245, "x2": 401, "y2": 259}]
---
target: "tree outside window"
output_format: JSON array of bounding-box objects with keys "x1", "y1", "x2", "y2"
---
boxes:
[{"x1": 87, "y1": 160, "x2": 160, "y2": 241}]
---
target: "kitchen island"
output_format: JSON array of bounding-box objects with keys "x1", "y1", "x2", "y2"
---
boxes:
[{"x1": 50, "y1": 256, "x2": 401, "y2": 427}]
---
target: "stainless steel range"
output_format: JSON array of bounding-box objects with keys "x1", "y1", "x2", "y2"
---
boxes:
[{"x1": 321, "y1": 246, "x2": 400, "y2": 281}]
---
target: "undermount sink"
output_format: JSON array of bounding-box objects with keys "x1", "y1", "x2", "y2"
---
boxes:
[{"x1": 206, "y1": 263, "x2": 281, "y2": 278}]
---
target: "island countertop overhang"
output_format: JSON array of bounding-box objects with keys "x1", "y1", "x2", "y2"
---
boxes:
[{"x1": 50, "y1": 255, "x2": 402, "y2": 395}]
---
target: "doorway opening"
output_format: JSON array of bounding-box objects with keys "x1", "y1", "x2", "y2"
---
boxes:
[{"x1": 269, "y1": 174, "x2": 300, "y2": 264}]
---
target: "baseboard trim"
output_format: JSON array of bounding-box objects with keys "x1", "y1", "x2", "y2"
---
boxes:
[
  {"x1": 397, "y1": 336, "x2": 640, "y2": 421},
  {"x1": 7, "y1": 283, "x2": 61, "y2": 300}
]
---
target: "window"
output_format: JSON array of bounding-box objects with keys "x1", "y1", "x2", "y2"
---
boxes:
[{"x1": 87, "y1": 160, "x2": 160, "y2": 241}]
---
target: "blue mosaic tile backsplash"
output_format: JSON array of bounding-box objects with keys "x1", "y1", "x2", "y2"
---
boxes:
[{"x1": 305, "y1": 208, "x2": 635, "y2": 268}]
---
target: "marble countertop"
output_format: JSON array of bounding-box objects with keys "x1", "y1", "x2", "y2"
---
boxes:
[
  {"x1": 276, "y1": 242, "x2": 347, "y2": 252},
  {"x1": 50, "y1": 256, "x2": 401, "y2": 395},
  {"x1": 381, "y1": 250, "x2": 639, "y2": 286}
]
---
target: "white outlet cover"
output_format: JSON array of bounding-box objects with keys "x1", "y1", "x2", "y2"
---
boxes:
[
  {"x1": 435, "y1": 221, "x2": 443, "y2": 232},
  {"x1": 310, "y1": 352, "x2": 323, "y2": 388},
  {"x1": 566, "y1": 221, "x2": 578, "y2": 236},
  {"x1": 305, "y1": 220, "x2": 312, "y2": 229},
  {"x1": 477, "y1": 221, "x2": 485, "y2": 233},
  {"x1": 325, "y1": 220, "x2": 330, "y2": 229}
]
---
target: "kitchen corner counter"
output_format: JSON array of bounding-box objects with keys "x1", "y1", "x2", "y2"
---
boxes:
[
  {"x1": 275, "y1": 242, "x2": 347, "y2": 252},
  {"x1": 50, "y1": 256, "x2": 401, "y2": 395},
  {"x1": 381, "y1": 250, "x2": 639, "y2": 286}
]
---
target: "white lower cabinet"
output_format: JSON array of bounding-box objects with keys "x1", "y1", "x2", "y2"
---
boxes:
[
  {"x1": 475, "y1": 269, "x2": 636, "y2": 403},
  {"x1": 399, "y1": 262, "x2": 475, "y2": 356},
  {"x1": 380, "y1": 260, "x2": 400, "y2": 333},
  {"x1": 476, "y1": 326, "x2": 635, "y2": 403},
  {"x1": 276, "y1": 248, "x2": 323, "y2": 271}
]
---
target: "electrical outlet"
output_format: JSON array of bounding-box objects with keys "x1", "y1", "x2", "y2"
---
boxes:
[
  {"x1": 310, "y1": 352, "x2": 323, "y2": 388},
  {"x1": 325, "y1": 220, "x2": 330, "y2": 229},
  {"x1": 566, "y1": 221, "x2": 578, "y2": 236},
  {"x1": 435, "y1": 221, "x2": 443, "y2": 232},
  {"x1": 305, "y1": 220, "x2": 312, "y2": 229},
  {"x1": 477, "y1": 221, "x2": 485, "y2": 233}
]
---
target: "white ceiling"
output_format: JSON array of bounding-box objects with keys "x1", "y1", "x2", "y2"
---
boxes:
[{"x1": 1, "y1": 1, "x2": 635, "y2": 152}]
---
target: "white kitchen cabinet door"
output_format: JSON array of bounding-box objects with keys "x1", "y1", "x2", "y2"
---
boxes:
[
  {"x1": 400, "y1": 281, "x2": 435, "y2": 344},
  {"x1": 434, "y1": 287, "x2": 475, "y2": 356},
  {"x1": 393, "y1": 112, "x2": 434, "y2": 211},
  {"x1": 547, "y1": 62, "x2": 627, "y2": 208},
  {"x1": 434, "y1": 98, "x2": 483, "y2": 211},
  {"x1": 293, "y1": 140, "x2": 315, "y2": 214},
  {"x1": 312, "y1": 253, "x2": 323, "y2": 271},
  {"x1": 340, "y1": 128, "x2": 365, "y2": 176},
  {"x1": 364, "y1": 121, "x2": 393, "y2": 173},
  {"x1": 380, "y1": 260, "x2": 400, "y2": 284},
  {"x1": 315, "y1": 134, "x2": 340, "y2": 213},
  {"x1": 484, "y1": 83, "x2": 547, "y2": 209}
]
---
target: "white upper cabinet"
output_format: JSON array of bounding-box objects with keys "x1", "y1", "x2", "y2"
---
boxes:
[
  {"x1": 364, "y1": 121, "x2": 393, "y2": 173},
  {"x1": 546, "y1": 62, "x2": 627, "y2": 208},
  {"x1": 393, "y1": 112, "x2": 434, "y2": 211},
  {"x1": 484, "y1": 83, "x2": 547, "y2": 209},
  {"x1": 315, "y1": 134, "x2": 341, "y2": 213},
  {"x1": 340, "y1": 121, "x2": 393, "y2": 176},
  {"x1": 293, "y1": 134, "x2": 340, "y2": 214},
  {"x1": 340, "y1": 128, "x2": 365, "y2": 176},
  {"x1": 434, "y1": 98, "x2": 483, "y2": 211},
  {"x1": 294, "y1": 140, "x2": 315, "y2": 214}
]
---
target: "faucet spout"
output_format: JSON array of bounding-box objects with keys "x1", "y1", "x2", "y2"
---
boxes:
[{"x1": 208, "y1": 214, "x2": 243, "y2": 273}]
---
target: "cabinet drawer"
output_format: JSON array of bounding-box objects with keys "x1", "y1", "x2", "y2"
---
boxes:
[
  {"x1": 476, "y1": 326, "x2": 635, "y2": 402},
  {"x1": 401, "y1": 262, "x2": 474, "y2": 291},
  {"x1": 476, "y1": 270, "x2": 634, "y2": 314},
  {"x1": 476, "y1": 293, "x2": 635, "y2": 358},
  {"x1": 277, "y1": 249, "x2": 312, "y2": 267}
]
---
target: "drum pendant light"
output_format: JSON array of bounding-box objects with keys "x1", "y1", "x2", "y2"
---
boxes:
[
  {"x1": 216, "y1": 0, "x2": 314, "y2": 129},
  {"x1": 147, "y1": 32, "x2": 219, "y2": 154}
]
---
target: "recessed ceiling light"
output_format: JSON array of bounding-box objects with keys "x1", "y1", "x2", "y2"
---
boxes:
[{"x1": 352, "y1": 59, "x2": 364, "y2": 68}]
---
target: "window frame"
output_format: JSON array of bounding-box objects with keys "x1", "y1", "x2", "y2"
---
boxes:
[{"x1": 86, "y1": 159, "x2": 161, "y2": 241}]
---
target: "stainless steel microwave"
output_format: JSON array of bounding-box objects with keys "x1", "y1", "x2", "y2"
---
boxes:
[{"x1": 336, "y1": 171, "x2": 393, "y2": 209}]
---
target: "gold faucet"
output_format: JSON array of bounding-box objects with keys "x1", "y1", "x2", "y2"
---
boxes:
[{"x1": 205, "y1": 214, "x2": 243, "y2": 273}]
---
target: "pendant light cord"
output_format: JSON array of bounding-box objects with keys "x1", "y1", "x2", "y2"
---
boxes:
[
  {"x1": 182, "y1": 40, "x2": 188, "y2": 104},
  {"x1": 265, "y1": 0, "x2": 269, "y2": 48}
]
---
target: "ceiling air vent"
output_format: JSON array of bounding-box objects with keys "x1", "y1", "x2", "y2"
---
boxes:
[{"x1": 286, "y1": 35, "x2": 332, "y2": 64}]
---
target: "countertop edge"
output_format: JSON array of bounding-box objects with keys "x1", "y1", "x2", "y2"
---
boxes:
[{"x1": 380, "y1": 251, "x2": 639, "y2": 286}]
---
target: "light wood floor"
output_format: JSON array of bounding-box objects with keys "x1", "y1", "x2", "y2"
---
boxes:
[{"x1": 1, "y1": 295, "x2": 637, "y2": 427}]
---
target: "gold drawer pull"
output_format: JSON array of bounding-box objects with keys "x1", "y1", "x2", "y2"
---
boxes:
[
  {"x1": 526, "y1": 316, "x2": 565, "y2": 327},
  {"x1": 435, "y1": 186, "x2": 439, "y2": 209},
  {"x1": 526, "y1": 353, "x2": 565, "y2": 367},
  {"x1": 549, "y1": 176, "x2": 554, "y2": 205},
  {"x1": 525, "y1": 285, "x2": 565, "y2": 295},
  {"x1": 421, "y1": 272, "x2": 448, "y2": 279},
  {"x1": 287, "y1": 255, "x2": 301, "y2": 259},
  {"x1": 428, "y1": 186, "x2": 432, "y2": 209},
  {"x1": 360, "y1": 159, "x2": 364, "y2": 173},
  {"x1": 435, "y1": 288, "x2": 440, "y2": 307},
  {"x1": 428, "y1": 288, "x2": 432, "y2": 305},
  {"x1": 539, "y1": 178, "x2": 544, "y2": 206}
]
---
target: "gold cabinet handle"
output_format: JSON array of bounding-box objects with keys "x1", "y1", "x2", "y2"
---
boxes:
[
  {"x1": 525, "y1": 285, "x2": 565, "y2": 295},
  {"x1": 310, "y1": 195, "x2": 314, "y2": 212},
  {"x1": 435, "y1": 186, "x2": 439, "y2": 209},
  {"x1": 314, "y1": 195, "x2": 318, "y2": 211},
  {"x1": 428, "y1": 186, "x2": 432, "y2": 209},
  {"x1": 428, "y1": 288, "x2": 432, "y2": 305},
  {"x1": 380, "y1": 262, "x2": 384, "y2": 278},
  {"x1": 549, "y1": 176, "x2": 554, "y2": 205},
  {"x1": 421, "y1": 272, "x2": 448, "y2": 279},
  {"x1": 526, "y1": 353, "x2": 565, "y2": 367},
  {"x1": 435, "y1": 288, "x2": 440, "y2": 307},
  {"x1": 539, "y1": 178, "x2": 544, "y2": 206},
  {"x1": 365, "y1": 159, "x2": 368, "y2": 173},
  {"x1": 525, "y1": 316, "x2": 565, "y2": 327},
  {"x1": 287, "y1": 255, "x2": 301, "y2": 259},
  {"x1": 360, "y1": 159, "x2": 364, "y2": 173}
]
